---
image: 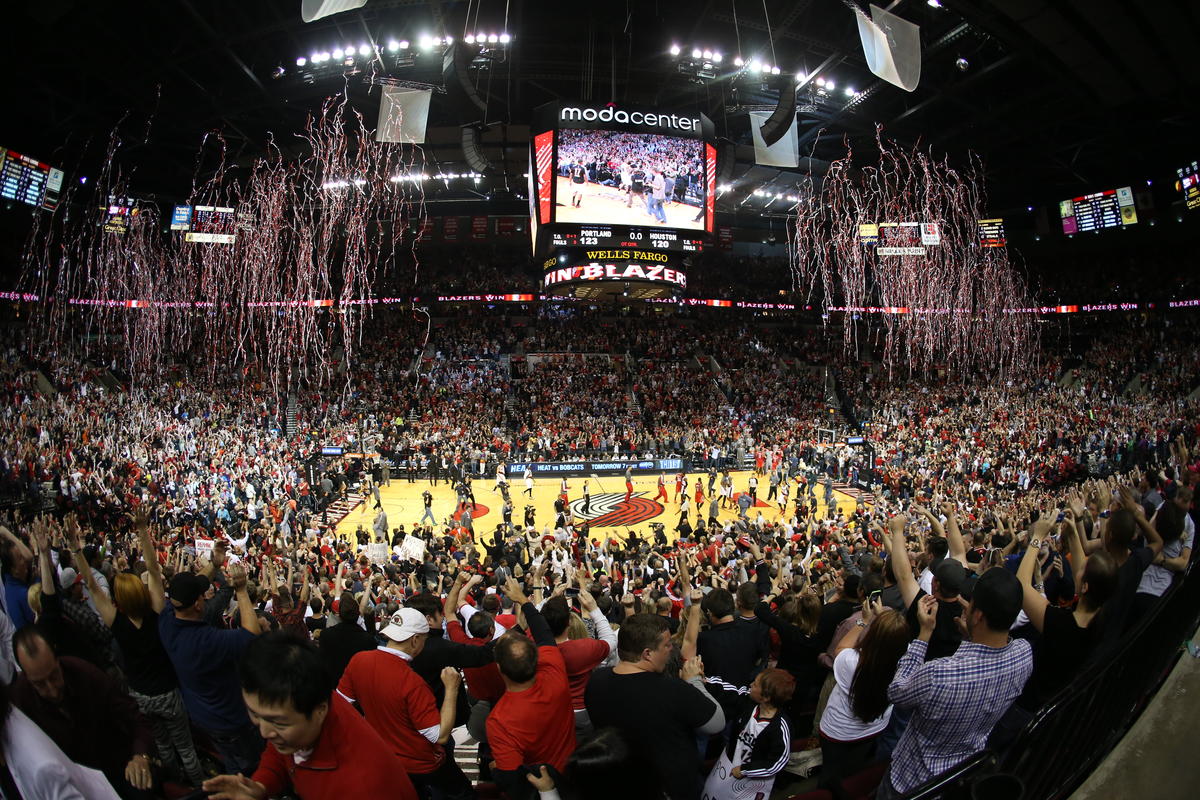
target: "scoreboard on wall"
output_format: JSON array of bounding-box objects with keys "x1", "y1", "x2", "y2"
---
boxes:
[
  {"x1": 1177, "y1": 161, "x2": 1199, "y2": 211},
  {"x1": 1060, "y1": 186, "x2": 1136, "y2": 234},
  {"x1": 0, "y1": 147, "x2": 64, "y2": 211},
  {"x1": 529, "y1": 101, "x2": 716, "y2": 298}
]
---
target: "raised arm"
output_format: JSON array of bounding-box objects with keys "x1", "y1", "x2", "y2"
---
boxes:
[
  {"x1": 939, "y1": 502, "x2": 968, "y2": 566},
  {"x1": 68, "y1": 514, "x2": 116, "y2": 627},
  {"x1": 682, "y1": 588, "x2": 703, "y2": 660},
  {"x1": 1017, "y1": 517, "x2": 1053, "y2": 632},
  {"x1": 1120, "y1": 486, "x2": 1164, "y2": 556},
  {"x1": 229, "y1": 563, "x2": 261, "y2": 636},
  {"x1": 888, "y1": 514, "x2": 920, "y2": 607}
]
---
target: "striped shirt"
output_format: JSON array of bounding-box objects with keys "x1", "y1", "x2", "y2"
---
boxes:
[{"x1": 886, "y1": 638, "x2": 1033, "y2": 794}]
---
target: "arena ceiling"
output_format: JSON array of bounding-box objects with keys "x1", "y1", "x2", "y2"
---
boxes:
[{"x1": 2, "y1": 0, "x2": 1196, "y2": 221}]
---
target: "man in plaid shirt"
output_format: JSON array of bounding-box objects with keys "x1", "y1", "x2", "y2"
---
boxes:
[{"x1": 877, "y1": 567, "x2": 1033, "y2": 799}]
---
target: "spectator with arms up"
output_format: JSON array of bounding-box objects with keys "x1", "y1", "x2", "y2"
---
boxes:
[{"x1": 878, "y1": 567, "x2": 1033, "y2": 799}]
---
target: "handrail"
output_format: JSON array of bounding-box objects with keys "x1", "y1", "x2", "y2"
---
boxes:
[{"x1": 902, "y1": 558, "x2": 1200, "y2": 800}]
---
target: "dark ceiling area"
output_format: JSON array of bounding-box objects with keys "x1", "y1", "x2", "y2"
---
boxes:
[{"x1": 1, "y1": 0, "x2": 1197, "y2": 226}]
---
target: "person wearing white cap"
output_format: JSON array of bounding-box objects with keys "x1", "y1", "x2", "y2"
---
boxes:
[{"x1": 338, "y1": 607, "x2": 472, "y2": 799}]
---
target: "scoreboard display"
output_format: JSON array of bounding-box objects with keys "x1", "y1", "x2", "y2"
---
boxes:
[
  {"x1": 549, "y1": 224, "x2": 704, "y2": 252},
  {"x1": 1060, "y1": 187, "x2": 1136, "y2": 234},
  {"x1": 185, "y1": 205, "x2": 237, "y2": 243},
  {"x1": 977, "y1": 218, "x2": 1006, "y2": 248},
  {"x1": 0, "y1": 147, "x2": 62, "y2": 210},
  {"x1": 1177, "y1": 161, "x2": 1199, "y2": 211}
]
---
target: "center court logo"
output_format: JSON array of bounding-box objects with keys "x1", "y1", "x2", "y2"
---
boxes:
[{"x1": 569, "y1": 493, "x2": 663, "y2": 527}]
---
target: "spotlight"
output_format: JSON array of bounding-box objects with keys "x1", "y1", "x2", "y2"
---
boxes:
[
  {"x1": 487, "y1": 33, "x2": 498, "y2": 43},
  {"x1": 670, "y1": 44, "x2": 681, "y2": 56},
  {"x1": 296, "y1": 57, "x2": 307, "y2": 67},
  {"x1": 816, "y1": 76, "x2": 826, "y2": 87},
  {"x1": 796, "y1": 72, "x2": 806, "y2": 82},
  {"x1": 712, "y1": 52, "x2": 722, "y2": 62},
  {"x1": 752, "y1": 61, "x2": 764, "y2": 73},
  {"x1": 733, "y1": 55, "x2": 744, "y2": 66},
  {"x1": 928, "y1": 0, "x2": 943, "y2": 7},
  {"x1": 826, "y1": 79, "x2": 835, "y2": 90},
  {"x1": 398, "y1": 40, "x2": 409, "y2": 49},
  {"x1": 387, "y1": 40, "x2": 400, "y2": 52},
  {"x1": 80, "y1": 176, "x2": 88, "y2": 185},
  {"x1": 845, "y1": 86, "x2": 855, "y2": 96},
  {"x1": 332, "y1": 48, "x2": 344, "y2": 59},
  {"x1": 358, "y1": 44, "x2": 371, "y2": 56},
  {"x1": 419, "y1": 35, "x2": 433, "y2": 50},
  {"x1": 702, "y1": 50, "x2": 712, "y2": 60},
  {"x1": 956, "y1": 56, "x2": 969, "y2": 71},
  {"x1": 692, "y1": 48, "x2": 702, "y2": 59},
  {"x1": 771, "y1": 65, "x2": 780, "y2": 75},
  {"x1": 465, "y1": 34, "x2": 475, "y2": 44},
  {"x1": 445, "y1": 36, "x2": 454, "y2": 45},
  {"x1": 1026, "y1": 206, "x2": 1033, "y2": 212},
  {"x1": 499, "y1": 33, "x2": 511, "y2": 44}
]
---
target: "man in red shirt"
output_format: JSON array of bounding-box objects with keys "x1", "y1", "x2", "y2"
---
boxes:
[
  {"x1": 337, "y1": 607, "x2": 473, "y2": 800},
  {"x1": 487, "y1": 578, "x2": 576, "y2": 799},
  {"x1": 538, "y1": 578, "x2": 618, "y2": 734},
  {"x1": 202, "y1": 632, "x2": 417, "y2": 800},
  {"x1": 445, "y1": 574, "x2": 507, "y2": 745}
]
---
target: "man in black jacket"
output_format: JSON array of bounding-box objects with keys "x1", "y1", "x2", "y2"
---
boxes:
[
  {"x1": 697, "y1": 588, "x2": 768, "y2": 719},
  {"x1": 407, "y1": 592, "x2": 496, "y2": 726}
]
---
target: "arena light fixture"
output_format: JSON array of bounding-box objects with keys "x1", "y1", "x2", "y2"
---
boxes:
[
  {"x1": 419, "y1": 35, "x2": 434, "y2": 50},
  {"x1": 487, "y1": 33, "x2": 498, "y2": 43},
  {"x1": 332, "y1": 47, "x2": 344, "y2": 59},
  {"x1": 771, "y1": 65, "x2": 781, "y2": 75},
  {"x1": 826, "y1": 79, "x2": 836, "y2": 90},
  {"x1": 398, "y1": 40, "x2": 409, "y2": 49},
  {"x1": 692, "y1": 47, "x2": 702, "y2": 58},
  {"x1": 296, "y1": 57, "x2": 307, "y2": 66},
  {"x1": 465, "y1": 34, "x2": 475, "y2": 44},
  {"x1": 845, "y1": 86, "x2": 855, "y2": 96},
  {"x1": 733, "y1": 55, "x2": 744, "y2": 66},
  {"x1": 499, "y1": 33, "x2": 511, "y2": 44},
  {"x1": 387, "y1": 40, "x2": 400, "y2": 52},
  {"x1": 358, "y1": 44, "x2": 371, "y2": 56},
  {"x1": 712, "y1": 52, "x2": 722, "y2": 62}
]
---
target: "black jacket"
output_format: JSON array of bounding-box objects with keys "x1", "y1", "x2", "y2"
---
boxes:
[
  {"x1": 723, "y1": 705, "x2": 793, "y2": 780},
  {"x1": 411, "y1": 627, "x2": 495, "y2": 725}
]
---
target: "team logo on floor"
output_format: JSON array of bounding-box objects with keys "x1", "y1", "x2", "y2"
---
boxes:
[
  {"x1": 452, "y1": 503, "x2": 490, "y2": 522},
  {"x1": 570, "y1": 492, "x2": 663, "y2": 527}
]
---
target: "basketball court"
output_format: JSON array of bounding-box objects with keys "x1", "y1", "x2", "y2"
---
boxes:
[
  {"x1": 554, "y1": 176, "x2": 705, "y2": 230},
  {"x1": 336, "y1": 468, "x2": 868, "y2": 549}
]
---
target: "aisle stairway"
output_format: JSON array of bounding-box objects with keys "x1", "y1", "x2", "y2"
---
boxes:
[
  {"x1": 321, "y1": 491, "x2": 365, "y2": 528},
  {"x1": 285, "y1": 394, "x2": 299, "y2": 437}
]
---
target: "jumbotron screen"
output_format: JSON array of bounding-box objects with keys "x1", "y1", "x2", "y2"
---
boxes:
[
  {"x1": 530, "y1": 102, "x2": 717, "y2": 254},
  {"x1": 555, "y1": 128, "x2": 708, "y2": 231}
]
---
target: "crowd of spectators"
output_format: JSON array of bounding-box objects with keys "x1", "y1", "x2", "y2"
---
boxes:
[{"x1": 0, "y1": 304, "x2": 1197, "y2": 800}]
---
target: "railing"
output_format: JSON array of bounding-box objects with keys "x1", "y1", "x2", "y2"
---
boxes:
[{"x1": 904, "y1": 557, "x2": 1200, "y2": 800}]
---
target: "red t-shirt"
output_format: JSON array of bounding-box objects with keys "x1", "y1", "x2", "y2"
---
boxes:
[
  {"x1": 486, "y1": 645, "x2": 575, "y2": 772},
  {"x1": 337, "y1": 647, "x2": 444, "y2": 773},
  {"x1": 251, "y1": 693, "x2": 417, "y2": 800},
  {"x1": 558, "y1": 638, "x2": 611, "y2": 711},
  {"x1": 447, "y1": 620, "x2": 506, "y2": 703}
]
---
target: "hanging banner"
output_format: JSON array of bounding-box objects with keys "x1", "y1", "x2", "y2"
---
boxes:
[
  {"x1": 471, "y1": 216, "x2": 489, "y2": 241},
  {"x1": 718, "y1": 226, "x2": 734, "y2": 250},
  {"x1": 442, "y1": 216, "x2": 460, "y2": 241}
]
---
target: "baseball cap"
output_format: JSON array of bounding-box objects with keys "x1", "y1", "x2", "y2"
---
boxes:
[
  {"x1": 168, "y1": 573, "x2": 211, "y2": 607},
  {"x1": 59, "y1": 567, "x2": 82, "y2": 587},
  {"x1": 933, "y1": 559, "x2": 970, "y2": 599},
  {"x1": 380, "y1": 607, "x2": 430, "y2": 642}
]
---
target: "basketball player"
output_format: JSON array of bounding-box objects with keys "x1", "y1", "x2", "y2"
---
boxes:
[
  {"x1": 674, "y1": 472, "x2": 687, "y2": 504},
  {"x1": 570, "y1": 161, "x2": 587, "y2": 208},
  {"x1": 655, "y1": 472, "x2": 669, "y2": 503},
  {"x1": 581, "y1": 480, "x2": 591, "y2": 516},
  {"x1": 619, "y1": 162, "x2": 634, "y2": 207},
  {"x1": 523, "y1": 465, "x2": 534, "y2": 497},
  {"x1": 494, "y1": 460, "x2": 507, "y2": 493},
  {"x1": 625, "y1": 465, "x2": 634, "y2": 502},
  {"x1": 559, "y1": 476, "x2": 569, "y2": 506}
]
